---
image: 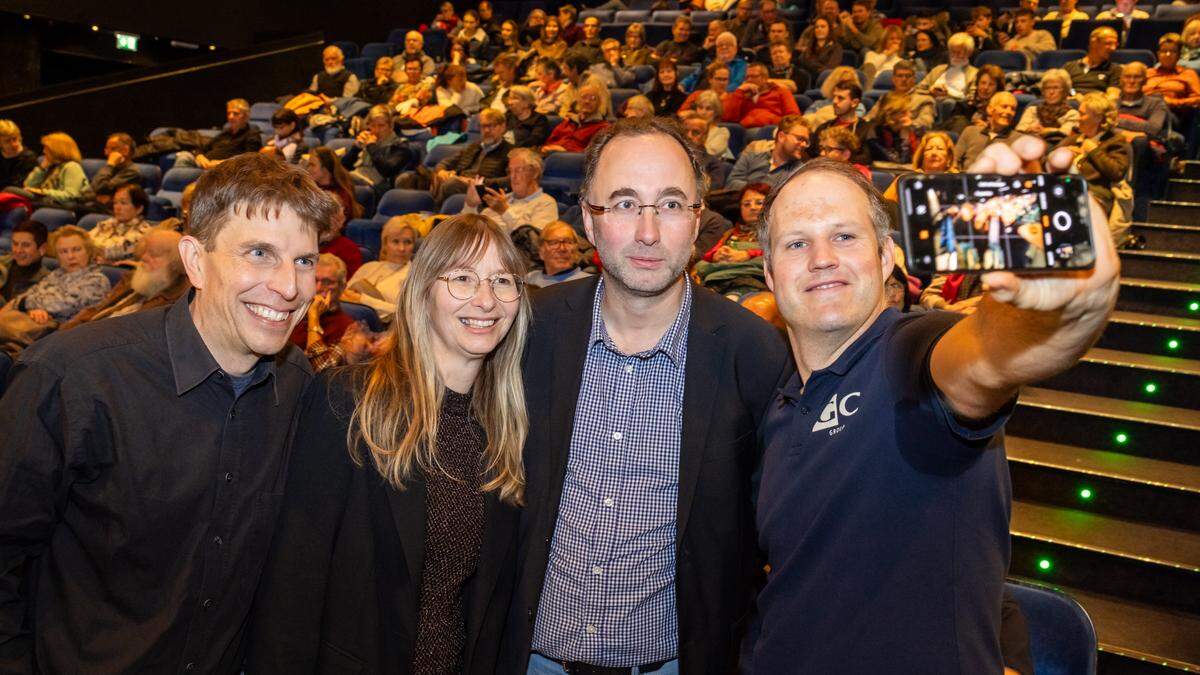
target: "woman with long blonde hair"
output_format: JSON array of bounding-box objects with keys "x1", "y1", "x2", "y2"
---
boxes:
[{"x1": 250, "y1": 214, "x2": 531, "y2": 674}]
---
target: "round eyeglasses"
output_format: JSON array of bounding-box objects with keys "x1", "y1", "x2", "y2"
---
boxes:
[{"x1": 437, "y1": 269, "x2": 525, "y2": 302}]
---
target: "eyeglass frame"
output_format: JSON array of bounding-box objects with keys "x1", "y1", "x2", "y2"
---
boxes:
[
  {"x1": 435, "y1": 269, "x2": 526, "y2": 301},
  {"x1": 581, "y1": 199, "x2": 704, "y2": 220}
]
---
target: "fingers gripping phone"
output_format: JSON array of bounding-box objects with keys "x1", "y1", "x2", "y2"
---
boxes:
[{"x1": 897, "y1": 173, "x2": 1096, "y2": 274}]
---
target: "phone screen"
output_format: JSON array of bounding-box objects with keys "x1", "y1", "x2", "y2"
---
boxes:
[{"x1": 898, "y1": 173, "x2": 1095, "y2": 273}]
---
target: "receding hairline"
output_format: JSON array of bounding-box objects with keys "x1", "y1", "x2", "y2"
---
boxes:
[{"x1": 587, "y1": 131, "x2": 697, "y2": 200}]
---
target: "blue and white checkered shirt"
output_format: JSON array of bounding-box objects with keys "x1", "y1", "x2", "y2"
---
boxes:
[{"x1": 532, "y1": 277, "x2": 691, "y2": 667}]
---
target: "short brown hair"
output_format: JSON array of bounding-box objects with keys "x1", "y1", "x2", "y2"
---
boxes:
[
  {"x1": 188, "y1": 153, "x2": 339, "y2": 250},
  {"x1": 580, "y1": 116, "x2": 708, "y2": 204}
]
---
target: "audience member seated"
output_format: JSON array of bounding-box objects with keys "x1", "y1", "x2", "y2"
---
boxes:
[
  {"x1": 291, "y1": 253, "x2": 357, "y2": 372},
  {"x1": 5, "y1": 132, "x2": 88, "y2": 209},
  {"x1": 939, "y1": 64, "x2": 1007, "y2": 133},
  {"x1": 817, "y1": 125, "x2": 872, "y2": 177},
  {"x1": 477, "y1": 0, "x2": 501, "y2": 43},
  {"x1": 744, "y1": 0, "x2": 786, "y2": 51},
  {"x1": 863, "y1": 25, "x2": 907, "y2": 83},
  {"x1": 60, "y1": 229, "x2": 189, "y2": 330},
  {"x1": 680, "y1": 111, "x2": 733, "y2": 189},
  {"x1": 505, "y1": 86, "x2": 553, "y2": 148},
  {"x1": 460, "y1": 147, "x2": 558, "y2": 231},
  {"x1": 0, "y1": 221, "x2": 49, "y2": 303},
  {"x1": 681, "y1": 62, "x2": 736, "y2": 115},
  {"x1": 310, "y1": 45, "x2": 360, "y2": 101},
  {"x1": 392, "y1": 57, "x2": 432, "y2": 107},
  {"x1": 488, "y1": 19, "x2": 524, "y2": 63},
  {"x1": 416, "y1": 107, "x2": 514, "y2": 204},
  {"x1": 837, "y1": 0, "x2": 885, "y2": 52},
  {"x1": 954, "y1": 92, "x2": 1019, "y2": 166},
  {"x1": 804, "y1": 65, "x2": 865, "y2": 127},
  {"x1": 699, "y1": 20, "x2": 729, "y2": 64},
  {"x1": 450, "y1": 10, "x2": 491, "y2": 62},
  {"x1": 260, "y1": 108, "x2": 307, "y2": 164},
  {"x1": 1182, "y1": 19, "x2": 1200, "y2": 69},
  {"x1": 1065, "y1": 27, "x2": 1123, "y2": 97},
  {"x1": 157, "y1": 182, "x2": 195, "y2": 234},
  {"x1": 656, "y1": 17, "x2": 703, "y2": 66},
  {"x1": 1117, "y1": 61, "x2": 1171, "y2": 200},
  {"x1": 525, "y1": 221, "x2": 592, "y2": 287},
  {"x1": 691, "y1": 91, "x2": 735, "y2": 157},
  {"x1": 521, "y1": 8, "x2": 548, "y2": 44},
  {"x1": 531, "y1": 57, "x2": 568, "y2": 115},
  {"x1": 319, "y1": 202, "x2": 364, "y2": 278},
  {"x1": 0, "y1": 119, "x2": 36, "y2": 191},
  {"x1": 1096, "y1": 0, "x2": 1149, "y2": 28},
  {"x1": 573, "y1": 16, "x2": 605, "y2": 64},
  {"x1": 592, "y1": 39, "x2": 638, "y2": 89},
  {"x1": 866, "y1": 93, "x2": 921, "y2": 165},
  {"x1": 173, "y1": 99, "x2": 262, "y2": 169},
  {"x1": 1054, "y1": 92, "x2": 1132, "y2": 240},
  {"x1": 83, "y1": 132, "x2": 140, "y2": 208},
  {"x1": 431, "y1": 1, "x2": 460, "y2": 33},
  {"x1": 798, "y1": 0, "x2": 843, "y2": 51},
  {"x1": 530, "y1": 18, "x2": 569, "y2": 63},
  {"x1": 798, "y1": 17, "x2": 844, "y2": 82},
  {"x1": 725, "y1": 62, "x2": 802, "y2": 128},
  {"x1": 752, "y1": 19, "x2": 792, "y2": 64},
  {"x1": 766, "y1": 41, "x2": 810, "y2": 93},
  {"x1": 865, "y1": 60, "x2": 936, "y2": 133},
  {"x1": 622, "y1": 23, "x2": 654, "y2": 66},
  {"x1": 881, "y1": 130, "x2": 959, "y2": 200},
  {"x1": 91, "y1": 184, "x2": 152, "y2": 265},
  {"x1": 1044, "y1": 0, "x2": 1091, "y2": 39},
  {"x1": 0, "y1": 226, "x2": 110, "y2": 354},
  {"x1": 966, "y1": 6, "x2": 1002, "y2": 53},
  {"x1": 622, "y1": 95, "x2": 656, "y2": 119},
  {"x1": 309, "y1": 146, "x2": 364, "y2": 225},
  {"x1": 435, "y1": 64, "x2": 485, "y2": 115},
  {"x1": 1004, "y1": 8, "x2": 1057, "y2": 64},
  {"x1": 909, "y1": 29, "x2": 947, "y2": 72},
  {"x1": 646, "y1": 59, "x2": 689, "y2": 116},
  {"x1": 1145, "y1": 34, "x2": 1200, "y2": 117},
  {"x1": 695, "y1": 182, "x2": 768, "y2": 298},
  {"x1": 341, "y1": 217, "x2": 416, "y2": 322},
  {"x1": 542, "y1": 84, "x2": 612, "y2": 153},
  {"x1": 813, "y1": 82, "x2": 871, "y2": 164},
  {"x1": 360, "y1": 57, "x2": 399, "y2": 105},
  {"x1": 916, "y1": 32, "x2": 978, "y2": 102},
  {"x1": 728, "y1": 114, "x2": 811, "y2": 190},
  {"x1": 342, "y1": 105, "x2": 416, "y2": 196},
  {"x1": 683, "y1": 33, "x2": 748, "y2": 92},
  {"x1": 725, "y1": 0, "x2": 756, "y2": 46},
  {"x1": 921, "y1": 270, "x2": 986, "y2": 312},
  {"x1": 558, "y1": 53, "x2": 609, "y2": 119},
  {"x1": 558, "y1": 4, "x2": 584, "y2": 45},
  {"x1": 484, "y1": 55, "x2": 521, "y2": 113},
  {"x1": 1016, "y1": 69, "x2": 1080, "y2": 142},
  {"x1": 398, "y1": 31, "x2": 436, "y2": 79}
]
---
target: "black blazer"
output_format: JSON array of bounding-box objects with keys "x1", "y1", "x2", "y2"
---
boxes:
[
  {"x1": 500, "y1": 277, "x2": 793, "y2": 674},
  {"x1": 247, "y1": 369, "x2": 518, "y2": 674}
]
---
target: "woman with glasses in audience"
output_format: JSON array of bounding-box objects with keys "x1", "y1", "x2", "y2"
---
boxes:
[
  {"x1": 1016, "y1": 68, "x2": 1079, "y2": 143},
  {"x1": 250, "y1": 214, "x2": 530, "y2": 674}
]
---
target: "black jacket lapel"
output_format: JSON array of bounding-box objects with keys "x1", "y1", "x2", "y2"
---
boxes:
[{"x1": 677, "y1": 286, "x2": 728, "y2": 544}]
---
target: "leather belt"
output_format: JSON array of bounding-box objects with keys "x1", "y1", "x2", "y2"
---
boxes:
[{"x1": 541, "y1": 654, "x2": 672, "y2": 675}]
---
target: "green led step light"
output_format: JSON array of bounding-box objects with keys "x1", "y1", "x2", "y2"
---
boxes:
[
  {"x1": 1079, "y1": 487, "x2": 1094, "y2": 501},
  {"x1": 1114, "y1": 432, "x2": 1129, "y2": 445},
  {"x1": 1189, "y1": 301, "x2": 1199, "y2": 313},
  {"x1": 1167, "y1": 338, "x2": 1181, "y2": 351},
  {"x1": 1037, "y1": 558, "x2": 1053, "y2": 572},
  {"x1": 1144, "y1": 382, "x2": 1158, "y2": 395}
]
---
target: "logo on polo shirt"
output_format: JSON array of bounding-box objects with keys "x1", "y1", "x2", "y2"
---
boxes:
[{"x1": 811, "y1": 391, "x2": 861, "y2": 433}]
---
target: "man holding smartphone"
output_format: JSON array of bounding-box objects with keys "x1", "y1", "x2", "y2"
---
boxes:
[{"x1": 742, "y1": 138, "x2": 1119, "y2": 672}]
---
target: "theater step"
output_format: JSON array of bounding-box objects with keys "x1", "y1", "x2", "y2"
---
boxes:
[
  {"x1": 1009, "y1": 387, "x2": 1200, "y2": 465},
  {"x1": 1098, "y1": 310, "x2": 1200, "y2": 360},
  {"x1": 1148, "y1": 200, "x2": 1200, "y2": 225},
  {"x1": 1036, "y1": 347, "x2": 1200, "y2": 410},
  {"x1": 1010, "y1": 501, "x2": 1200, "y2": 616},
  {"x1": 1118, "y1": 277, "x2": 1200, "y2": 318},
  {"x1": 1179, "y1": 160, "x2": 1200, "y2": 181},
  {"x1": 1007, "y1": 578, "x2": 1200, "y2": 672},
  {"x1": 1007, "y1": 437, "x2": 1200, "y2": 532},
  {"x1": 1117, "y1": 249, "x2": 1200, "y2": 284},
  {"x1": 1167, "y1": 179, "x2": 1200, "y2": 203},
  {"x1": 1130, "y1": 222, "x2": 1200, "y2": 254}
]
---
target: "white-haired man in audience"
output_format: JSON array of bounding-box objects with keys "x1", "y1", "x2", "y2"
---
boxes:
[
  {"x1": 916, "y1": 32, "x2": 979, "y2": 101},
  {"x1": 309, "y1": 45, "x2": 361, "y2": 101},
  {"x1": 460, "y1": 146, "x2": 558, "y2": 231},
  {"x1": 398, "y1": 30, "x2": 436, "y2": 79},
  {"x1": 60, "y1": 229, "x2": 190, "y2": 330},
  {"x1": 954, "y1": 91, "x2": 1019, "y2": 167},
  {"x1": 525, "y1": 221, "x2": 592, "y2": 287}
]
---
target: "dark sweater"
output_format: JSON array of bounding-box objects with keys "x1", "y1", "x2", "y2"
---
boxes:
[
  {"x1": 506, "y1": 112, "x2": 552, "y2": 149},
  {"x1": 0, "y1": 149, "x2": 36, "y2": 190}
]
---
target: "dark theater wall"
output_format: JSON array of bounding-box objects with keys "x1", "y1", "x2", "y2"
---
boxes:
[{"x1": 0, "y1": 0, "x2": 441, "y2": 48}]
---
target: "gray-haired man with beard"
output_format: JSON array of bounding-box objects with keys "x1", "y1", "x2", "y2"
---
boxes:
[
  {"x1": 59, "y1": 229, "x2": 190, "y2": 330},
  {"x1": 503, "y1": 116, "x2": 791, "y2": 675}
]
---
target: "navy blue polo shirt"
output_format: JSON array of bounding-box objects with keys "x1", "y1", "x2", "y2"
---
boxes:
[{"x1": 745, "y1": 308, "x2": 1013, "y2": 674}]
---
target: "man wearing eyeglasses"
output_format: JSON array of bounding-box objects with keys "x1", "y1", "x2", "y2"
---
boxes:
[
  {"x1": 727, "y1": 114, "x2": 811, "y2": 191},
  {"x1": 502, "y1": 117, "x2": 792, "y2": 675},
  {"x1": 525, "y1": 222, "x2": 592, "y2": 288}
]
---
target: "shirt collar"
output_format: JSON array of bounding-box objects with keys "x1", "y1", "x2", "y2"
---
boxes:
[
  {"x1": 822, "y1": 307, "x2": 898, "y2": 377},
  {"x1": 511, "y1": 188, "x2": 544, "y2": 203},
  {"x1": 166, "y1": 292, "x2": 279, "y2": 402},
  {"x1": 588, "y1": 275, "x2": 692, "y2": 366}
]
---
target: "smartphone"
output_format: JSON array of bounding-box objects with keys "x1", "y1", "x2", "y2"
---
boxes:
[{"x1": 897, "y1": 173, "x2": 1095, "y2": 274}]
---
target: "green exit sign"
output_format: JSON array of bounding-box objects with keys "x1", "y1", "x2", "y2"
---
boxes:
[{"x1": 115, "y1": 32, "x2": 139, "y2": 52}]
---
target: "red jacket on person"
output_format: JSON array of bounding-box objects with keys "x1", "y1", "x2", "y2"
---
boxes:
[
  {"x1": 544, "y1": 118, "x2": 611, "y2": 153},
  {"x1": 723, "y1": 83, "x2": 801, "y2": 128}
]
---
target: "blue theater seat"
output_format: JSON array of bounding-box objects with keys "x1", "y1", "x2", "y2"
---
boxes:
[
  {"x1": 341, "y1": 301, "x2": 385, "y2": 332},
  {"x1": 159, "y1": 167, "x2": 204, "y2": 208},
  {"x1": 1005, "y1": 580, "x2": 1097, "y2": 675},
  {"x1": 1034, "y1": 49, "x2": 1086, "y2": 71},
  {"x1": 441, "y1": 193, "x2": 467, "y2": 215},
  {"x1": 1111, "y1": 49, "x2": 1156, "y2": 66},
  {"x1": 377, "y1": 189, "x2": 436, "y2": 217},
  {"x1": 347, "y1": 218, "x2": 383, "y2": 257},
  {"x1": 974, "y1": 50, "x2": 1029, "y2": 71},
  {"x1": 541, "y1": 152, "x2": 587, "y2": 203},
  {"x1": 361, "y1": 42, "x2": 396, "y2": 60},
  {"x1": 77, "y1": 213, "x2": 107, "y2": 231},
  {"x1": 330, "y1": 41, "x2": 358, "y2": 59},
  {"x1": 30, "y1": 208, "x2": 75, "y2": 232}
]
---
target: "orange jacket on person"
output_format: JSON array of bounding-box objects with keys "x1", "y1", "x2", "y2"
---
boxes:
[
  {"x1": 722, "y1": 83, "x2": 802, "y2": 128},
  {"x1": 1145, "y1": 65, "x2": 1200, "y2": 110}
]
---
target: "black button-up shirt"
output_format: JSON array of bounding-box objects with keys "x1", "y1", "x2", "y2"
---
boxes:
[{"x1": 0, "y1": 295, "x2": 311, "y2": 673}]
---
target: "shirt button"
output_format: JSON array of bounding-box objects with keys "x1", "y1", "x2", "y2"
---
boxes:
[
  {"x1": 800, "y1": 406, "x2": 810, "y2": 415},
  {"x1": 585, "y1": 624, "x2": 597, "y2": 634},
  {"x1": 202, "y1": 598, "x2": 214, "y2": 609},
  {"x1": 603, "y1": 497, "x2": 614, "y2": 507},
  {"x1": 224, "y1": 472, "x2": 234, "y2": 482},
  {"x1": 591, "y1": 565, "x2": 603, "y2": 575},
  {"x1": 612, "y1": 431, "x2": 622, "y2": 441}
]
